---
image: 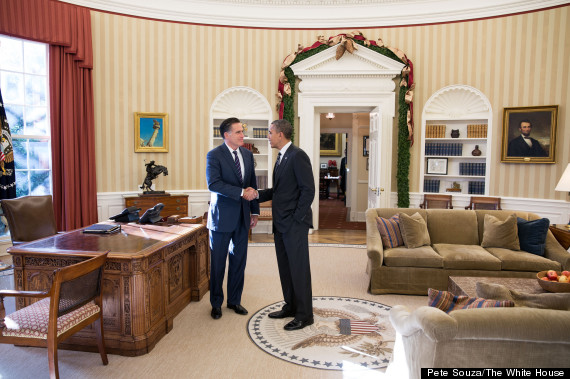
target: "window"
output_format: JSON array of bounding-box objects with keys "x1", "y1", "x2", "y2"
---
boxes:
[{"x1": 0, "y1": 35, "x2": 52, "y2": 198}]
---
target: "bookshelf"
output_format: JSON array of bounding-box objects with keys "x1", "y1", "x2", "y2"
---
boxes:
[
  {"x1": 210, "y1": 87, "x2": 273, "y2": 189},
  {"x1": 420, "y1": 85, "x2": 493, "y2": 196}
]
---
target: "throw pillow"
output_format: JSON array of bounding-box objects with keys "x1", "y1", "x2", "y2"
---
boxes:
[
  {"x1": 375, "y1": 215, "x2": 404, "y2": 248},
  {"x1": 476, "y1": 282, "x2": 570, "y2": 311},
  {"x1": 427, "y1": 288, "x2": 514, "y2": 313},
  {"x1": 516, "y1": 217, "x2": 550, "y2": 256},
  {"x1": 481, "y1": 214, "x2": 520, "y2": 250},
  {"x1": 399, "y1": 212, "x2": 431, "y2": 248}
]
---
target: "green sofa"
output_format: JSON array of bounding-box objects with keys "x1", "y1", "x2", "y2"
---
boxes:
[{"x1": 365, "y1": 208, "x2": 570, "y2": 295}]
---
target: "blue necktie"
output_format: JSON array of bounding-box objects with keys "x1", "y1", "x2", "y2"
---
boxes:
[
  {"x1": 274, "y1": 152, "x2": 282, "y2": 171},
  {"x1": 233, "y1": 150, "x2": 243, "y2": 185}
]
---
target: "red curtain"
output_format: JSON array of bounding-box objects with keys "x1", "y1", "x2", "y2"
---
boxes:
[{"x1": 0, "y1": 0, "x2": 97, "y2": 230}]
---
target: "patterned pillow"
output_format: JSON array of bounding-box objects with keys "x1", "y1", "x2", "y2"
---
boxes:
[
  {"x1": 375, "y1": 215, "x2": 404, "y2": 248},
  {"x1": 428, "y1": 288, "x2": 514, "y2": 313}
]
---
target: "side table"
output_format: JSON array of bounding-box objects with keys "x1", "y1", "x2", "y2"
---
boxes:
[
  {"x1": 124, "y1": 193, "x2": 189, "y2": 218},
  {"x1": 549, "y1": 224, "x2": 570, "y2": 250}
]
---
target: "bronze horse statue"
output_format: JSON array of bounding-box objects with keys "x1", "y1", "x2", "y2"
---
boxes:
[{"x1": 141, "y1": 161, "x2": 168, "y2": 193}]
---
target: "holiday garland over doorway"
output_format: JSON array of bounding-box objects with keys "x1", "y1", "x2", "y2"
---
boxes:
[{"x1": 277, "y1": 32, "x2": 414, "y2": 207}]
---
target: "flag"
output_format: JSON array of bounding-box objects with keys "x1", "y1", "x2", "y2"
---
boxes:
[{"x1": 0, "y1": 88, "x2": 16, "y2": 199}]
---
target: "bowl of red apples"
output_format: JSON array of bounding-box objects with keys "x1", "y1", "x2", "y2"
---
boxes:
[{"x1": 537, "y1": 270, "x2": 570, "y2": 293}]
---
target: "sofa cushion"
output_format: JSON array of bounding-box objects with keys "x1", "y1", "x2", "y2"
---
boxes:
[
  {"x1": 476, "y1": 282, "x2": 570, "y2": 310},
  {"x1": 475, "y1": 210, "x2": 533, "y2": 245},
  {"x1": 517, "y1": 217, "x2": 550, "y2": 256},
  {"x1": 426, "y1": 209, "x2": 479, "y2": 245},
  {"x1": 384, "y1": 245, "x2": 443, "y2": 268},
  {"x1": 481, "y1": 214, "x2": 520, "y2": 250},
  {"x1": 428, "y1": 288, "x2": 514, "y2": 313},
  {"x1": 434, "y1": 243, "x2": 502, "y2": 270},
  {"x1": 376, "y1": 215, "x2": 404, "y2": 248},
  {"x1": 399, "y1": 212, "x2": 431, "y2": 248},
  {"x1": 484, "y1": 247, "x2": 561, "y2": 271}
]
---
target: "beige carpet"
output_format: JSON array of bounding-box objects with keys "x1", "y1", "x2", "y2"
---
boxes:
[{"x1": 0, "y1": 245, "x2": 427, "y2": 379}]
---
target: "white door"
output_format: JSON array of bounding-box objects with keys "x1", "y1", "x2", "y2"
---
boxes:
[{"x1": 368, "y1": 107, "x2": 382, "y2": 209}]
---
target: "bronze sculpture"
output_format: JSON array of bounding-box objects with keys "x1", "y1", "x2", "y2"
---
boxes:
[{"x1": 141, "y1": 160, "x2": 168, "y2": 194}]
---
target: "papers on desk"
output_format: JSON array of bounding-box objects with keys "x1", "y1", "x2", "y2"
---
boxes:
[{"x1": 83, "y1": 223, "x2": 121, "y2": 234}]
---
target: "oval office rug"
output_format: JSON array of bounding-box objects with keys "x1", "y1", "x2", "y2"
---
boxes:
[{"x1": 247, "y1": 296, "x2": 395, "y2": 370}]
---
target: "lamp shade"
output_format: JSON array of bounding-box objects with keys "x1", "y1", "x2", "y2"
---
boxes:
[{"x1": 555, "y1": 163, "x2": 570, "y2": 192}]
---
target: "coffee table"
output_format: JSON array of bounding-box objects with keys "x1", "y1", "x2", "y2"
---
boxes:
[{"x1": 448, "y1": 276, "x2": 545, "y2": 297}]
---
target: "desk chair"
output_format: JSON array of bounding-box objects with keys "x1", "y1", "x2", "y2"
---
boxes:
[
  {"x1": 465, "y1": 196, "x2": 502, "y2": 210},
  {"x1": 0, "y1": 252, "x2": 109, "y2": 379},
  {"x1": 0, "y1": 195, "x2": 58, "y2": 245},
  {"x1": 419, "y1": 194, "x2": 453, "y2": 209}
]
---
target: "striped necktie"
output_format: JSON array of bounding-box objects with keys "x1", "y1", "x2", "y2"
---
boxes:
[
  {"x1": 274, "y1": 152, "x2": 282, "y2": 171},
  {"x1": 233, "y1": 150, "x2": 243, "y2": 185}
]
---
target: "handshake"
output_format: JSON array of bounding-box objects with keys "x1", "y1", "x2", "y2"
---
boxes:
[{"x1": 242, "y1": 187, "x2": 258, "y2": 201}]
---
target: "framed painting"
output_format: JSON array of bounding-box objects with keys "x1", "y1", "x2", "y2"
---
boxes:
[
  {"x1": 427, "y1": 158, "x2": 448, "y2": 175},
  {"x1": 320, "y1": 133, "x2": 341, "y2": 156},
  {"x1": 135, "y1": 112, "x2": 169, "y2": 153},
  {"x1": 501, "y1": 105, "x2": 558, "y2": 163}
]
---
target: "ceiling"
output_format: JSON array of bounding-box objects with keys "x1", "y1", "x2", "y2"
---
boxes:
[{"x1": 61, "y1": 0, "x2": 567, "y2": 28}]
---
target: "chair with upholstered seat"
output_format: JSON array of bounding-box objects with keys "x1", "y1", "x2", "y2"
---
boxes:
[
  {"x1": 419, "y1": 194, "x2": 453, "y2": 209},
  {"x1": 0, "y1": 252, "x2": 109, "y2": 379},
  {"x1": 465, "y1": 196, "x2": 502, "y2": 210},
  {"x1": 0, "y1": 195, "x2": 58, "y2": 245}
]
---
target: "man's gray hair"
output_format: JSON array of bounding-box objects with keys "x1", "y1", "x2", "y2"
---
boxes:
[{"x1": 271, "y1": 119, "x2": 293, "y2": 140}]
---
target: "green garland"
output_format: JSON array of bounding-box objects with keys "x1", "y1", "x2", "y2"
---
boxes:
[{"x1": 282, "y1": 39, "x2": 411, "y2": 207}]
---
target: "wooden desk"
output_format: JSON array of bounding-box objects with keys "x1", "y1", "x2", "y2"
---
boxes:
[
  {"x1": 124, "y1": 194, "x2": 189, "y2": 218},
  {"x1": 7, "y1": 222, "x2": 209, "y2": 356},
  {"x1": 550, "y1": 224, "x2": 570, "y2": 250}
]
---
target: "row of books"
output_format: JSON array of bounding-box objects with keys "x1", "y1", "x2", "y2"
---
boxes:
[
  {"x1": 251, "y1": 128, "x2": 268, "y2": 138},
  {"x1": 468, "y1": 181, "x2": 485, "y2": 195},
  {"x1": 426, "y1": 124, "x2": 446, "y2": 138},
  {"x1": 423, "y1": 179, "x2": 441, "y2": 193},
  {"x1": 459, "y1": 163, "x2": 486, "y2": 176},
  {"x1": 213, "y1": 127, "x2": 222, "y2": 137},
  {"x1": 256, "y1": 175, "x2": 268, "y2": 190},
  {"x1": 426, "y1": 143, "x2": 463, "y2": 156},
  {"x1": 466, "y1": 124, "x2": 488, "y2": 138}
]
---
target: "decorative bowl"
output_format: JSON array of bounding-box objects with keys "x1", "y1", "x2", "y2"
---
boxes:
[{"x1": 536, "y1": 271, "x2": 570, "y2": 293}]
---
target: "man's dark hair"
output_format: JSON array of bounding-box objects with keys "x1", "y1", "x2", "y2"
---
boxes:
[
  {"x1": 519, "y1": 119, "x2": 532, "y2": 128},
  {"x1": 220, "y1": 117, "x2": 241, "y2": 139},
  {"x1": 271, "y1": 119, "x2": 293, "y2": 140}
]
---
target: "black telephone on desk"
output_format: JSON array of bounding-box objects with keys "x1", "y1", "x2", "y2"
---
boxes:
[
  {"x1": 139, "y1": 203, "x2": 165, "y2": 224},
  {"x1": 109, "y1": 206, "x2": 141, "y2": 223}
]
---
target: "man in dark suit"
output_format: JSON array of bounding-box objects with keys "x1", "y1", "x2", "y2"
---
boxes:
[
  {"x1": 254, "y1": 119, "x2": 315, "y2": 331},
  {"x1": 206, "y1": 117, "x2": 259, "y2": 320},
  {"x1": 507, "y1": 119, "x2": 548, "y2": 157}
]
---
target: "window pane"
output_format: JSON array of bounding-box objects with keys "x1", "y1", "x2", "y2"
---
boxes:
[
  {"x1": 28, "y1": 139, "x2": 50, "y2": 169},
  {"x1": 30, "y1": 170, "x2": 51, "y2": 195},
  {"x1": 24, "y1": 74, "x2": 46, "y2": 106},
  {"x1": 4, "y1": 104, "x2": 24, "y2": 134},
  {"x1": 15, "y1": 170, "x2": 29, "y2": 197},
  {"x1": 12, "y1": 138, "x2": 28, "y2": 169},
  {"x1": 25, "y1": 107, "x2": 48, "y2": 135},
  {"x1": 24, "y1": 41, "x2": 46, "y2": 75},
  {"x1": 0, "y1": 71, "x2": 24, "y2": 104},
  {"x1": 0, "y1": 36, "x2": 23, "y2": 72}
]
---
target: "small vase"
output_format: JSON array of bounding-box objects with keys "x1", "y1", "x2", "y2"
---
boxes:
[
  {"x1": 450, "y1": 129, "x2": 460, "y2": 138},
  {"x1": 471, "y1": 145, "x2": 482, "y2": 156}
]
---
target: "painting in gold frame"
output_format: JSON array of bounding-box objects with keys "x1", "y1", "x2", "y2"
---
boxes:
[
  {"x1": 320, "y1": 133, "x2": 341, "y2": 156},
  {"x1": 501, "y1": 105, "x2": 557, "y2": 163},
  {"x1": 134, "y1": 112, "x2": 169, "y2": 153}
]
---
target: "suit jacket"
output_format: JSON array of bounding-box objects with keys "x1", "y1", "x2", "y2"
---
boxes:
[
  {"x1": 507, "y1": 135, "x2": 548, "y2": 157},
  {"x1": 206, "y1": 144, "x2": 259, "y2": 232},
  {"x1": 258, "y1": 144, "x2": 315, "y2": 233}
]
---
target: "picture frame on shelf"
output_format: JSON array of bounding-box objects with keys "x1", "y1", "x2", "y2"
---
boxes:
[
  {"x1": 363, "y1": 135, "x2": 369, "y2": 156},
  {"x1": 135, "y1": 112, "x2": 169, "y2": 153},
  {"x1": 501, "y1": 105, "x2": 558, "y2": 163},
  {"x1": 427, "y1": 158, "x2": 448, "y2": 175},
  {"x1": 320, "y1": 163, "x2": 327, "y2": 169},
  {"x1": 320, "y1": 133, "x2": 341, "y2": 156}
]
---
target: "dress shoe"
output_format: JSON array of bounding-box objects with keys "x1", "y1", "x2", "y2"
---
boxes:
[
  {"x1": 211, "y1": 307, "x2": 222, "y2": 319},
  {"x1": 284, "y1": 317, "x2": 314, "y2": 331},
  {"x1": 227, "y1": 304, "x2": 248, "y2": 315},
  {"x1": 268, "y1": 309, "x2": 295, "y2": 319}
]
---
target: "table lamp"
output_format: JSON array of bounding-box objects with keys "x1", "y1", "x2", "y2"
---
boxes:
[{"x1": 555, "y1": 163, "x2": 570, "y2": 228}]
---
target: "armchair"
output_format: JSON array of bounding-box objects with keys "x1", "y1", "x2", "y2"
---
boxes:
[
  {"x1": 0, "y1": 252, "x2": 109, "y2": 379},
  {"x1": 465, "y1": 196, "x2": 502, "y2": 210},
  {"x1": 419, "y1": 194, "x2": 453, "y2": 209},
  {"x1": 0, "y1": 195, "x2": 58, "y2": 245}
]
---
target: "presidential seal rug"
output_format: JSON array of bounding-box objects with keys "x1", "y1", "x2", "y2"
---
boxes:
[{"x1": 247, "y1": 296, "x2": 395, "y2": 371}]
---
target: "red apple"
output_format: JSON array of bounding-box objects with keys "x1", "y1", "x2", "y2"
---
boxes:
[
  {"x1": 558, "y1": 275, "x2": 569, "y2": 283},
  {"x1": 562, "y1": 270, "x2": 570, "y2": 277},
  {"x1": 540, "y1": 276, "x2": 551, "y2": 281},
  {"x1": 546, "y1": 270, "x2": 558, "y2": 280}
]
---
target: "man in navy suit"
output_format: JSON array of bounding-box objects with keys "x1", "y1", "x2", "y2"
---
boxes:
[
  {"x1": 254, "y1": 119, "x2": 315, "y2": 331},
  {"x1": 507, "y1": 119, "x2": 548, "y2": 157},
  {"x1": 206, "y1": 117, "x2": 259, "y2": 319}
]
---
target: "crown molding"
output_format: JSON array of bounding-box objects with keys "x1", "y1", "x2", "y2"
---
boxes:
[{"x1": 61, "y1": 0, "x2": 568, "y2": 28}]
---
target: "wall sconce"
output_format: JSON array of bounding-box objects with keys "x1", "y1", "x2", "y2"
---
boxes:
[{"x1": 325, "y1": 113, "x2": 335, "y2": 120}]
